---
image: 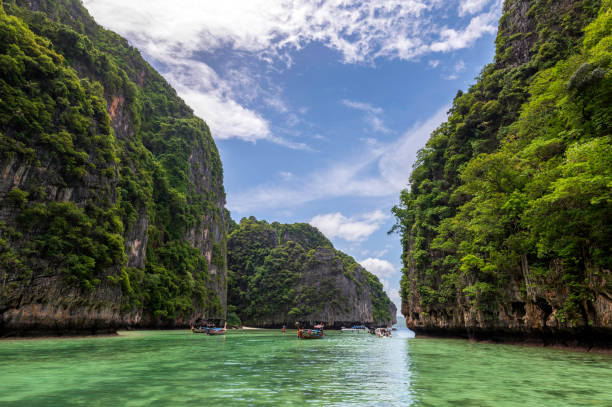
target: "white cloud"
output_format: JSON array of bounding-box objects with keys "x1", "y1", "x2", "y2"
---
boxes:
[
  {"x1": 359, "y1": 258, "x2": 397, "y2": 278},
  {"x1": 84, "y1": 0, "x2": 439, "y2": 64},
  {"x1": 83, "y1": 0, "x2": 501, "y2": 147},
  {"x1": 388, "y1": 288, "x2": 401, "y2": 310},
  {"x1": 376, "y1": 278, "x2": 401, "y2": 311},
  {"x1": 341, "y1": 99, "x2": 383, "y2": 115},
  {"x1": 310, "y1": 210, "x2": 389, "y2": 242},
  {"x1": 229, "y1": 106, "x2": 449, "y2": 212},
  {"x1": 458, "y1": 0, "x2": 490, "y2": 17},
  {"x1": 279, "y1": 171, "x2": 294, "y2": 180},
  {"x1": 378, "y1": 106, "x2": 449, "y2": 190},
  {"x1": 371, "y1": 116, "x2": 391, "y2": 134},
  {"x1": 443, "y1": 59, "x2": 467, "y2": 80},
  {"x1": 176, "y1": 86, "x2": 271, "y2": 142},
  {"x1": 428, "y1": 59, "x2": 441, "y2": 68},
  {"x1": 342, "y1": 99, "x2": 390, "y2": 134},
  {"x1": 429, "y1": 11, "x2": 498, "y2": 52}
]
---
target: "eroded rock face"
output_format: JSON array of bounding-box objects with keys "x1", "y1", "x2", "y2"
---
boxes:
[
  {"x1": 495, "y1": 0, "x2": 588, "y2": 68},
  {"x1": 227, "y1": 219, "x2": 396, "y2": 329},
  {"x1": 0, "y1": 1, "x2": 227, "y2": 336},
  {"x1": 298, "y1": 248, "x2": 397, "y2": 328},
  {"x1": 397, "y1": 0, "x2": 611, "y2": 346}
]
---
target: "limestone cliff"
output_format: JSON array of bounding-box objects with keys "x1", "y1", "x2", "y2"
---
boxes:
[
  {"x1": 227, "y1": 218, "x2": 396, "y2": 328},
  {"x1": 393, "y1": 0, "x2": 611, "y2": 346},
  {"x1": 0, "y1": 0, "x2": 227, "y2": 335}
]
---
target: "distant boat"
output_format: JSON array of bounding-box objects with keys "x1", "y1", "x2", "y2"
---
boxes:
[
  {"x1": 341, "y1": 325, "x2": 368, "y2": 333},
  {"x1": 192, "y1": 326, "x2": 209, "y2": 334},
  {"x1": 207, "y1": 323, "x2": 227, "y2": 336},
  {"x1": 374, "y1": 328, "x2": 391, "y2": 338},
  {"x1": 298, "y1": 329, "x2": 324, "y2": 339}
]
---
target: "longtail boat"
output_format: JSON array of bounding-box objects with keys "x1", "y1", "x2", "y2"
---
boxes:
[
  {"x1": 374, "y1": 328, "x2": 392, "y2": 338},
  {"x1": 207, "y1": 323, "x2": 227, "y2": 336},
  {"x1": 191, "y1": 326, "x2": 209, "y2": 334},
  {"x1": 297, "y1": 329, "x2": 324, "y2": 339}
]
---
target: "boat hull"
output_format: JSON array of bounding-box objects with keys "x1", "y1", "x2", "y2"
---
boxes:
[
  {"x1": 298, "y1": 330, "x2": 324, "y2": 339},
  {"x1": 207, "y1": 329, "x2": 227, "y2": 335}
]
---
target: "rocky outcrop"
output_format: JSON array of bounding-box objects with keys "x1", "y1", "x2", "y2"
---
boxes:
[
  {"x1": 495, "y1": 0, "x2": 598, "y2": 68},
  {"x1": 0, "y1": 0, "x2": 227, "y2": 336},
  {"x1": 228, "y1": 218, "x2": 396, "y2": 328},
  {"x1": 403, "y1": 267, "x2": 612, "y2": 347},
  {"x1": 396, "y1": 0, "x2": 611, "y2": 347}
]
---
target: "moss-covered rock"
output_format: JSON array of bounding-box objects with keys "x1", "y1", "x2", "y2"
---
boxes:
[
  {"x1": 228, "y1": 217, "x2": 396, "y2": 328},
  {"x1": 0, "y1": 0, "x2": 228, "y2": 335},
  {"x1": 392, "y1": 0, "x2": 611, "y2": 345}
]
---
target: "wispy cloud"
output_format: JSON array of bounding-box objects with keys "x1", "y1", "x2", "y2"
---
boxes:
[
  {"x1": 85, "y1": 0, "x2": 449, "y2": 64},
  {"x1": 84, "y1": 0, "x2": 501, "y2": 148},
  {"x1": 229, "y1": 105, "x2": 449, "y2": 212},
  {"x1": 429, "y1": 10, "x2": 499, "y2": 52},
  {"x1": 160, "y1": 58, "x2": 310, "y2": 149},
  {"x1": 341, "y1": 100, "x2": 383, "y2": 115},
  {"x1": 310, "y1": 210, "x2": 389, "y2": 242},
  {"x1": 443, "y1": 59, "x2": 467, "y2": 80},
  {"x1": 342, "y1": 99, "x2": 390, "y2": 134},
  {"x1": 359, "y1": 258, "x2": 398, "y2": 278},
  {"x1": 458, "y1": 0, "x2": 491, "y2": 17}
]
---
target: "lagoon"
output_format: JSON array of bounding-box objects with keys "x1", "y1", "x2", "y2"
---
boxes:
[{"x1": 1, "y1": 329, "x2": 611, "y2": 406}]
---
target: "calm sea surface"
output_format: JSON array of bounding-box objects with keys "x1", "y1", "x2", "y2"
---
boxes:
[{"x1": 1, "y1": 329, "x2": 611, "y2": 406}]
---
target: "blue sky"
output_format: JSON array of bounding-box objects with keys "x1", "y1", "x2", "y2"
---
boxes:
[{"x1": 85, "y1": 0, "x2": 503, "y2": 313}]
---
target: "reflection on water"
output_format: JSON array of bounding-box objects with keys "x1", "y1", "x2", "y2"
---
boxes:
[
  {"x1": 406, "y1": 337, "x2": 612, "y2": 407},
  {"x1": 0, "y1": 329, "x2": 610, "y2": 406}
]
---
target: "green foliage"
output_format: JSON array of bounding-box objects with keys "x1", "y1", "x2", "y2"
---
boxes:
[
  {"x1": 392, "y1": 0, "x2": 611, "y2": 325},
  {"x1": 226, "y1": 304, "x2": 242, "y2": 327},
  {"x1": 18, "y1": 201, "x2": 125, "y2": 289},
  {"x1": 5, "y1": 188, "x2": 28, "y2": 208},
  {"x1": 1, "y1": 0, "x2": 227, "y2": 322},
  {"x1": 227, "y1": 217, "x2": 393, "y2": 325}
]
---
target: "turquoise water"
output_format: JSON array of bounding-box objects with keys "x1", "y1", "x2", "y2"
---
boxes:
[{"x1": 1, "y1": 329, "x2": 611, "y2": 406}]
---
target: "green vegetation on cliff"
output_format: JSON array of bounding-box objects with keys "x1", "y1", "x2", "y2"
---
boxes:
[
  {"x1": 227, "y1": 217, "x2": 394, "y2": 326},
  {"x1": 0, "y1": 0, "x2": 227, "y2": 327},
  {"x1": 392, "y1": 0, "x2": 611, "y2": 329}
]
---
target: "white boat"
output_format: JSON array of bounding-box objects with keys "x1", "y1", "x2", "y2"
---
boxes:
[
  {"x1": 341, "y1": 325, "x2": 368, "y2": 333},
  {"x1": 374, "y1": 328, "x2": 392, "y2": 338}
]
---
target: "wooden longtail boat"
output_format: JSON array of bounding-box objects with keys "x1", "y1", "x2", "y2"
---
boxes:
[
  {"x1": 207, "y1": 323, "x2": 227, "y2": 336},
  {"x1": 191, "y1": 327, "x2": 209, "y2": 334},
  {"x1": 297, "y1": 329, "x2": 324, "y2": 339},
  {"x1": 374, "y1": 328, "x2": 392, "y2": 338}
]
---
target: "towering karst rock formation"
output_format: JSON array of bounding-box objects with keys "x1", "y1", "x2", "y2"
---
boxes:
[
  {"x1": 393, "y1": 0, "x2": 611, "y2": 345},
  {"x1": 227, "y1": 218, "x2": 397, "y2": 328},
  {"x1": 0, "y1": 0, "x2": 228, "y2": 335}
]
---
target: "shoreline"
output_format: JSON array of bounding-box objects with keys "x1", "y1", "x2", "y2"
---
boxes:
[
  {"x1": 2, "y1": 327, "x2": 609, "y2": 354},
  {"x1": 0, "y1": 326, "x2": 268, "y2": 340}
]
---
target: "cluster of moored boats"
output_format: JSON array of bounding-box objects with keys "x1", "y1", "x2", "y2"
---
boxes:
[
  {"x1": 191, "y1": 322, "x2": 393, "y2": 339},
  {"x1": 191, "y1": 323, "x2": 227, "y2": 335}
]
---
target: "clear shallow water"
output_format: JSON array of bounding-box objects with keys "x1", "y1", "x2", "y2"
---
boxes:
[{"x1": 0, "y1": 329, "x2": 611, "y2": 406}]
